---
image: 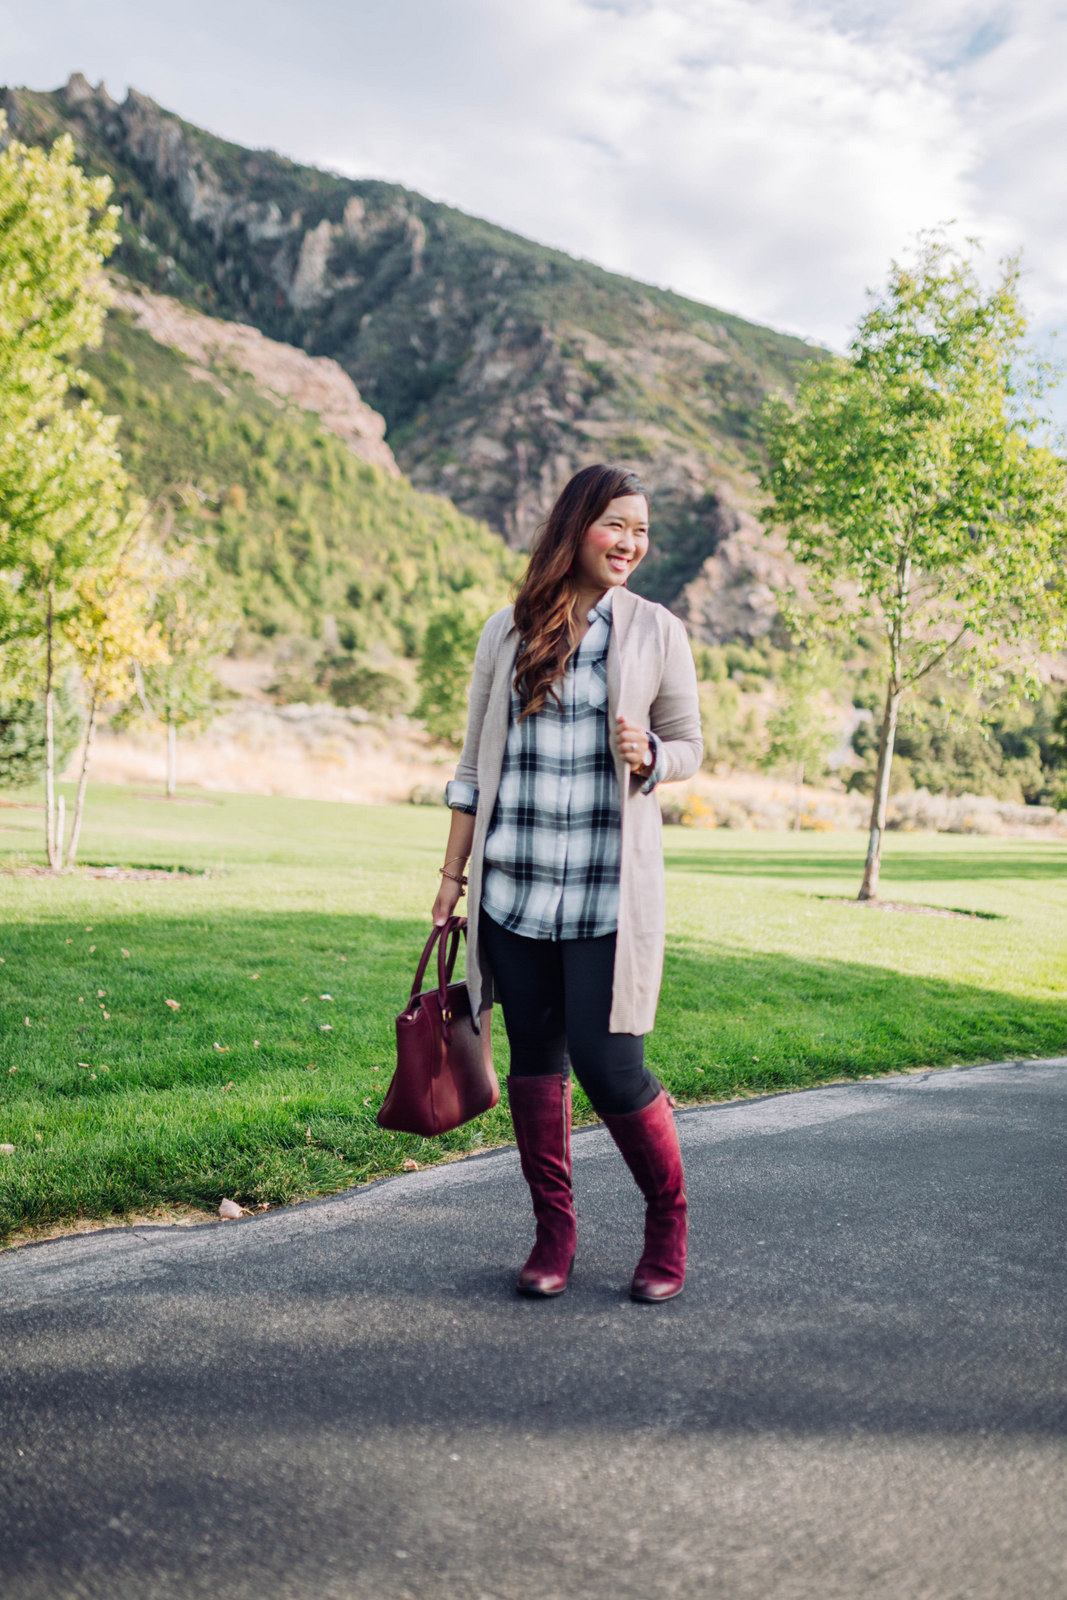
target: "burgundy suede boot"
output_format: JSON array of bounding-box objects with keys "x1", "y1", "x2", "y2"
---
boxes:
[
  {"x1": 507, "y1": 1074, "x2": 577, "y2": 1297},
  {"x1": 603, "y1": 1090, "x2": 688, "y2": 1303}
]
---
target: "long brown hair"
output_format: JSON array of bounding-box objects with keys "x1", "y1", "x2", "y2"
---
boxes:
[{"x1": 512, "y1": 464, "x2": 648, "y2": 719}]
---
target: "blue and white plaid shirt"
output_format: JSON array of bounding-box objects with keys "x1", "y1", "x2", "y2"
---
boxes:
[{"x1": 446, "y1": 592, "x2": 661, "y2": 941}]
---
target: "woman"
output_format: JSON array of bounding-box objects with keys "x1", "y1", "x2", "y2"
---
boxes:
[{"x1": 431, "y1": 464, "x2": 703, "y2": 1302}]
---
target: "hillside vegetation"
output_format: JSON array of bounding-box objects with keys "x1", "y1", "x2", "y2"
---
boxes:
[
  {"x1": 80, "y1": 307, "x2": 519, "y2": 708},
  {"x1": 1, "y1": 74, "x2": 818, "y2": 639}
]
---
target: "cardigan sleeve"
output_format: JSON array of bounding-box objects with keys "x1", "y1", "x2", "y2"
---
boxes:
[
  {"x1": 646, "y1": 615, "x2": 703, "y2": 785},
  {"x1": 443, "y1": 609, "x2": 507, "y2": 807}
]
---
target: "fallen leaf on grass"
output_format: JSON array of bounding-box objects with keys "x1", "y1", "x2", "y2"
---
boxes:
[
  {"x1": 363, "y1": 1097, "x2": 372, "y2": 1106},
  {"x1": 88, "y1": 945, "x2": 95, "y2": 953},
  {"x1": 101, "y1": 1011, "x2": 111, "y2": 1020},
  {"x1": 121, "y1": 949, "x2": 130, "y2": 959},
  {"x1": 253, "y1": 1039, "x2": 260, "y2": 1048},
  {"x1": 319, "y1": 994, "x2": 333, "y2": 1001},
  {"x1": 305, "y1": 1063, "x2": 318, "y2": 1072},
  {"x1": 305, "y1": 1126, "x2": 312, "y2": 1143},
  {"x1": 218, "y1": 1198, "x2": 243, "y2": 1219},
  {"x1": 165, "y1": 999, "x2": 180, "y2": 1011},
  {"x1": 250, "y1": 973, "x2": 260, "y2": 981},
  {"x1": 8, "y1": 1066, "x2": 17, "y2": 1075},
  {"x1": 24, "y1": 1017, "x2": 29, "y2": 1026},
  {"x1": 97, "y1": 990, "x2": 106, "y2": 998},
  {"x1": 78, "y1": 1062, "x2": 91, "y2": 1069},
  {"x1": 221, "y1": 1081, "x2": 235, "y2": 1092},
  {"x1": 319, "y1": 1024, "x2": 332, "y2": 1032},
  {"x1": 214, "y1": 1043, "x2": 229, "y2": 1053},
  {"x1": 0, "y1": 1144, "x2": 15, "y2": 1156},
  {"x1": 34, "y1": 1133, "x2": 41, "y2": 1143},
  {"x1": 402, "y1": 1159, "x2": 420, "y2": 1171}
]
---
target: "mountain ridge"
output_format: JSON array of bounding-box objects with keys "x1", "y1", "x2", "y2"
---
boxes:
[{"x1": 2, "y1": 73, "x2": 823, "y2": 641}]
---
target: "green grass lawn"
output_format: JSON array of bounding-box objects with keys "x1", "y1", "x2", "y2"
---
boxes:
[{"x1": 1, "y1": 782, "x2": 1065, "y2": 1242}]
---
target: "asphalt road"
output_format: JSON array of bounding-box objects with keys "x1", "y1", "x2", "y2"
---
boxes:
[{"x1": 2, "y1": 1058, "x2": 1065, "y2": 1600}]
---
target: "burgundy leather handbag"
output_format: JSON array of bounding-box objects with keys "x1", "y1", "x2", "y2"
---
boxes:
[{"x1": 377, "y1": 915, "x2": 498, "y2": 1137}]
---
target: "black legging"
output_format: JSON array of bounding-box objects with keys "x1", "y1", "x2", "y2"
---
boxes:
[{"x1": 479, "y1": 910, "x2": 660, "y2": 1117}]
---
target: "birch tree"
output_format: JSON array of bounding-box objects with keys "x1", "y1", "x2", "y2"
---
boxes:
[
  {"x1": 64, "y1": 536, "x2": 163, "y2": 865},
  {"x1": 762, "y1": 238, "x2": 1067, "y2": 899}
]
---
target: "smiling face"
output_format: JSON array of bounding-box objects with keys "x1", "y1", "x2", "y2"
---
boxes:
[{"x1": 573, "y1": 493, "x2": 650, "y2": 598}]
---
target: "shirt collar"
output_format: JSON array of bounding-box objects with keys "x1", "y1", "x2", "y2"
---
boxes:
[{"x1": 587, "y1": 590, "x2": 616, "y2": 625}]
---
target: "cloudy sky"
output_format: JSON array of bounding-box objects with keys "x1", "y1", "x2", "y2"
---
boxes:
[{"x1": 2, "y1": 0, "x2": 1064, "y2": 355}]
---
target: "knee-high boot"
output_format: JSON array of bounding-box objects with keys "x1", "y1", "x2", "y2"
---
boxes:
[
  {"x1": 602, "y1": 1090, "x2": 687, "y2": 1303},
  {"x1": 507, "y1": 1074, "x2": 577, "y2": 1297}
]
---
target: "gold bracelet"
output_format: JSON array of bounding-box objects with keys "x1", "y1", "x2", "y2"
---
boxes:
[{"x1": 439, "y1": 867, "x2": 468, "y2": 887}]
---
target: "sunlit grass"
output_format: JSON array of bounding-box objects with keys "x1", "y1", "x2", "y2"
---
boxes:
[{"x1": 1, "y1": 782, "x2": 1064, "y2": 1241}]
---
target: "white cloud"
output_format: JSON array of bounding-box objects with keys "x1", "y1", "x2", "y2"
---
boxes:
[{"x1": 1, "y1": 0, "x2": 1064, "y2": 356}]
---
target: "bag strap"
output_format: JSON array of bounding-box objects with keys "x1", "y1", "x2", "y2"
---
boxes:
[
  {"x1": 436, "y1": 915, "x2": 467, "y2": 1011},
  {"x1": 408, "y1": 916, "x2": 468, "y2": 1009}
]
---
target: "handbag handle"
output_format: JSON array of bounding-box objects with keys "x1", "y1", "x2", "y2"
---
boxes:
[
  {"x1": 436, "y1": 916, "x2": 466, "y2": 1016},
  {"x1": 406, "y1": 916, "x2": 467, "y2": 1013}
]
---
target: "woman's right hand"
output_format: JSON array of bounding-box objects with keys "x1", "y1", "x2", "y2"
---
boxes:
[{"x1": 432, "y1": 874, "x2": 465, "y2": 927}]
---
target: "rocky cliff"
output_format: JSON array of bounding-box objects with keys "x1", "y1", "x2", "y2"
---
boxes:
[
  {"x1": 2, "y1": 74, "x2": 821, "y2": 640},
  {"x1": 108, "y1": 280, "x2": 398, "y2": 476}
]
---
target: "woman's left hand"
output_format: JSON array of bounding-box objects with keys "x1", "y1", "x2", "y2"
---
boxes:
[{"x1": 616, "y1": 715, "x2": 653, "y2": 773}]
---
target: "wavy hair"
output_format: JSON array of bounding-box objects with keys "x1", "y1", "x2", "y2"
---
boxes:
[{"x1": 512, "y1": 463, "x2": 648, "y2": 720}]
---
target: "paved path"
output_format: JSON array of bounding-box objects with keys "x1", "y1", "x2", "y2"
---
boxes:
[{"x1": 2, "y1": 1059, "x2": 1065, "y2": 1600}]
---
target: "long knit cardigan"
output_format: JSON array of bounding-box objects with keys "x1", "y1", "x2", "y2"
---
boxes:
[{"x1": 452, "y1": 585, "x2": 703, "y2": 1035}]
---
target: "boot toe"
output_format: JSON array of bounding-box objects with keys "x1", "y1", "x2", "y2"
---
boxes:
[
  {"x1": 629, "y1": 1271, "x2": 684, "y2": 1303},
  {"x1": 517, "y1": 1257, "x2": 573, "y2": 1297}
]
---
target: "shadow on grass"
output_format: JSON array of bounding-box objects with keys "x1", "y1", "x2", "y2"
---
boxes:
[{"x1": 663, "y1": 845, "x2": 1067, "y2": 882}]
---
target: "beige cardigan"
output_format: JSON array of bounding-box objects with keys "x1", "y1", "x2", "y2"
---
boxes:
[{"x1": 452, "y1": 585, "x2": 703, "y2": 1035}]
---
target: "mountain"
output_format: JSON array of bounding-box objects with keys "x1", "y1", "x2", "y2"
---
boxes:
[
  {"x1": 1, "y1": 74, "x2": 821, "y2": 642},
  {"x1": 79, "y1": 281, "x2": 519, "y2": 707}
]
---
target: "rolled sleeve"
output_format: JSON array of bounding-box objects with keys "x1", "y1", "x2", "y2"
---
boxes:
[{"x1": 445, "y1": 778, "x2": 479, "y2": 815}]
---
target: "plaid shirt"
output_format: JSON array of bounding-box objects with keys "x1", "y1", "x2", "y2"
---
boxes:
[{"x1": 446, "y1": 592, "x2": 661, "y2": 941}]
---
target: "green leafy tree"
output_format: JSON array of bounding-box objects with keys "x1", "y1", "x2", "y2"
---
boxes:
[
  {"x1": 416, "y1": 601, "x2": 489, "y2": 747},
  {"x1": 133, "y1": 537, "x2": 239, "y2": 795},
  {"x1": 763, "y1": 237, "x2": 1067, "y2": 898},
  {"x1": 0, "y1": 115, "x2": 126, "y2": 866},
  {"x1": 762, "y1": 650, "x2": 839, "y2": 828}
]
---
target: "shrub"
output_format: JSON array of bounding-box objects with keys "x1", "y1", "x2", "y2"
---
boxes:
[{"x1": 0, "y1": 686, "x2": 83, "y2": 789}]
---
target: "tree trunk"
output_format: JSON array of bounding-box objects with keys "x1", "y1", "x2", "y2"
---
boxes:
[
  {"x1": 793, "y1": 761, "x2": 804, "y2": 831},
  {"x1": 858, "y1": 680, "x2": 901, "y2": 901},
  {"x1": 67, "y1": 655, "x2": 102, "y2": 869},
  {"x1": 166, "y1": 718, "x2": 177, "y2": 797},
  {"x1": 44, "y1": 582, "x2": 60, "y2": 871}
]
